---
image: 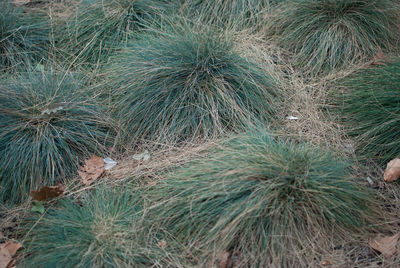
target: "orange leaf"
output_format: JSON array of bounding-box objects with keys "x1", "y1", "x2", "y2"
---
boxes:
[
  {"x1": 78, "y1": 155, "x2": 105, "y2": 186},
  {"x1": 0, "y1": 241, "x2": 21, "y2": 268},
  {"x1": 0, "y1": 247, "x2": 12, "y2": 268},
  {"x1": 30, "y1": 183, "x2": 65, "y2": 201},
  {"x1": 3, "y1": 242, "x2": 21, "y2": 257},
  {"x1": 369, "y1": 233, "x2": 400, "y2": 258},
  {"x1": 384, "y1": 158, "x2": 400, "y2": 182}
]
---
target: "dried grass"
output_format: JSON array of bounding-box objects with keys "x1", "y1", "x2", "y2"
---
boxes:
[
  {"x1": 108, "y1": 142, "x2": 213, "y2": 183},
  {"x1": 234, "y1": 32, "x2": 354, "y2": 152}
]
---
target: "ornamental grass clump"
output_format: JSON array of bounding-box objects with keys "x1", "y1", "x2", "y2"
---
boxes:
[
  {"x1": 22, "y1": 186, "x2": 183, "y2": 268},
  {"x1": 109, "y1": 23, "x2": 277, "y2": 146},
  {"x1": 151, "y1": 131, "x2": 377, "y2": 266},
  {"x1": 340, "y1": 59, "x2": 400, "y2": 165},
  {"x1": 268, "y1": 0, "x2": 400, "y2": 74},
  {"x1": 62, "y1": 0, "x2": 178, "y2": 66},
  {"x1": 0, "y1": 1, "x2": 50, "y2": 71},
  {"x1": 0, "y1": 70, "x2": 111, "y2": 204}
]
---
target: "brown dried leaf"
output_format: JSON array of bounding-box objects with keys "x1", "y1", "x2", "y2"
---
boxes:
[
  {"x1": 0, "y1": 241, "x2": 21, "y2": 268},
  {"x1": 0, "y1": 248, "x2": 12, "y2": 268},
  {"x1": 3, "y1": 242, "x2": 21, "y2": 256},
  {"x1": 219, "y1": 251, "x2": 231, "y2": 268},
  {"x1": 78, "y1": 155, "x2": 105, "y2": 186},
  {"x1": 30, "y1": 183, "x2": 65, "y2": 201},
  {"x1": 369, "y1": 233, "x2": 400, "y2": 258},
  {"x1": 384, "y1": 158, "x2": 400, "y2": 182}
]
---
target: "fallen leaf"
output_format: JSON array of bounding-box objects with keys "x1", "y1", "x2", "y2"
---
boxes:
[
  {"x1": 0, "y1": 241, "x2": 21, "y2": 268},
  {"x1": 0, "y1": 247, "x2": 12, "y2": 268},
  {"x1": 219, "y1": 251, "x2": 231, "y2": 268},
  {"x1": 384, "y1": 158, "x2": 400, "y2": 182},
  {"x1": 78, "y1": 155, "x2": 105, "y2": 186},
  {"x1": 31, "y1": 201, "x2": 45, "y2": 214},
  {"x1": 30, "y1": 183, "x2": 65, "y2": 201},
  {"x1": 369, "y1": 233, "x2": 400, "y2": 258},
  {"x1": 132, "y1": 150, "x2": 150, "y2": 162},
  {"x1": 157, "y1": 240, "x2": 167, "y2": 249},
  {"x1": 104, "y1": 158, "x2": 117, "y2": 170},
  {"x1": 3, "y1": 242, "x2": 21, "y2": 256}
]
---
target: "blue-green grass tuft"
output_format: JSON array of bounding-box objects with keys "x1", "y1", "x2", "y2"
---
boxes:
[
  {"x1": 108, "y1": 22, "x2": 278, "y2": 147},
  {"x1": 0, "y1": 70, "x2": 111, "y2": 203},
  {"x1": 340, "y1": 58, "x2": 400, "y2": 165},
  {"x1": 60, "y1": 0, "x2": 180, "y2": 67},
  {"x1": 268, "y1": 0, "x2": 400, "y2": 75},
  {"x1": 150, "y1": 130, "x2": 378, "y2": 266},
  {"x1": 0, "y1": 1, "x2": 50, "y2": 72},
  {"x1": 21, "y1": 185, "x2": 185, "y2": 267}
]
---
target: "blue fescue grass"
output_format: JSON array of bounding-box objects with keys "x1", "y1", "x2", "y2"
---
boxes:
[
  {"x1": 268, "y1": 0, "x2": 400, "y2": 75},
  {"x1": 21, "y1": 185, "x2": 186, "y2": 268},
  {"x1": 340, "y1": 58, "x2": 400, "y2": 165},
  {"x1": 107, "y1": 20, "x2": 278, "y2": 147},
  {"x1": 150, "y1": 130, "x2": 378, "y2": 266},
  {"x1": 59, "y1": 0, "x2": 180, "y2": 68},
  {"x1": 0, "y1": 69, "x2": 112, "y2": 203},
  {"x1": 0, "y1": 1, "x2": 50, "y2": 72}
]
